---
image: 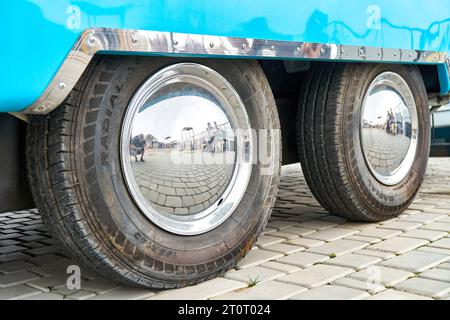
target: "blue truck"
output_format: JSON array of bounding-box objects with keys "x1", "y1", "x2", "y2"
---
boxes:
[{"x1": 0, "y1": 0, "x2": 449, "y2": 288}]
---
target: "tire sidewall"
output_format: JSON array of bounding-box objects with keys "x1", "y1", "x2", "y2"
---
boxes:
[
  {"x1": 75, "y1": 57, "x2": 279, "y2": 274},
  {"x1": 344, "y1": 63, "x2": 430, "y2": 212}
]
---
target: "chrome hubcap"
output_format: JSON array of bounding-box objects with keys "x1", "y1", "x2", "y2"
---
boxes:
[
  {"x1": 120, "y1": 63, "x2": 252, "y2": 235},
  {"x1": 360, "y1": 72, "x2": 418, "y2": 185}
]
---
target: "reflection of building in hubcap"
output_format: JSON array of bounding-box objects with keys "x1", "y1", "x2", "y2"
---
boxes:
[
  {"x1": 120, "y1": 63, "x2": 252, "y2": 235},
  {"x1": 360, "y1": 72, "x2": 418, "y2": 185}
]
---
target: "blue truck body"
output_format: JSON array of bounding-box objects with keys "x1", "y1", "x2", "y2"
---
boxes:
[{"x1": 1, "y1": 0, "x2": 450, "y2": 113}]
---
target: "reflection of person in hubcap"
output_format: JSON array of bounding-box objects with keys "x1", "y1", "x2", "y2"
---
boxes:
[{"x1": 130, "y1": 133, "x2": 146, "y2": 162}]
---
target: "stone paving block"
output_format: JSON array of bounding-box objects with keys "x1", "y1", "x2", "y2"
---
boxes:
[
  {"x1": 287, "y1": 237, "x2": 324, "y2": 248},
  {"x1": 148, "y1": 278, "x2": 246, "y2": 300},
  {"x1": 436, "y1": 262, "x2": 450, "y2": 270},
  {"x1": 211, "y1": 280, "x2": 307, "y2": 300},
  {"x1": 278, "y1": 265, "x2": 353, "y2": 288},
  {"x1": 358, "y1": 228, "x2": 403, "y2": 240},
  {"x1": 0, "y1": 252, "x2": 30, "y2": 263},
  {"x1": 0, "y1": 284, "x2": 42, "y2": 300},
  {"x1": 419, "y1": 268, "x2": 450, "y2": 283},
  {"x1": 366, "y1": 237, "x2": 429, "y2": 254},
  {"x1": 297, "y1": 220, "x2": 338, "y2": 230},
  {"x1": 394, "y1": 277, "x2": 450, "y2": 299},
  {"x1": 344, "y1": 235, "x2": 382, "y2": 244},
  {"x1": 291, "y1": 285, "x2": 370, "y2": 300},
  {"x1": 66, "y1": 290, "x2": 97, "y2": 300},
  {"x1": 80, "y1": 278, "x2": 119, "y2": 294},
  {"x1": 416, "y1": 246, "x2": 450, "y2": 256},
  {"x1": 281, "y1": 226, "x2": 317, "y2": 236},
  {"x1": 303, "y1": 228, "x2": 358, "y2": 241},
  {"x1": 0, "y1": 260, "x2": 35, "y2": 274},
  {"x1": 236, "y1": 249, "x2": 284, "y2": 269},
  {"x1": 224, "y1": 266, "x2": 284, "y2": 284},
  {"x1": 277, "y1": 251, "x2": 329, "y2": 268},
  {"x1": 380, "y1": 250, "x2": 449, "y2": 273},
  {"x1": 366, "y1": 289, "x2": 432, "y2": 300},
  {"x1": 260, "y1": 261, "x2": 300, "y2": 274},
  {"x1": 429, "y1": 237, "x2": 450, "y2": 250},
  {"x1": 400, "y1": 213, "x2": 446, "y2": 223},
  {"x1": 265, "y1": 220, "x2": 296, "y2": 230},
  {"x1": 23, "y1": 292, "x2": 65, "y2": 300},
  {"x1": 26, "y1": 273, "x2": 70, "y2": 292},
  {"x1": 24, "y1": 253, "x2": 68, "y2": 266},
  {"x1": 0, "y1": 271, "x2": 39, "y2": 288},
  {"x1": 379, "y1": 221, "x2": 422, "y2": 232},
  {"x1": 333, "y1": 277, "x2": 385, "y2": 294},
  {"x1": 306, "y1": 239, "x2": 368, "y2": 256},
  {"x1": 89, "y1": 286, "x2": 155, "y2": 300},
  {"x1": 420, "y1": 222, "x2": 450, "y2": 232},
  {"x1": 353, "y1": 249, "x2": 396, "y2": 260},
  {"x1": 255, "y1": 235, "x2": 285, "y2": 248},
  {"x1": 263, "y1": 243, "x2": 305, "y2": 255},
  {"x1": 399, "y1": 229, "x2": 447, "y2": 241},
  {"x1": 338, "y1": 222, "x2": 379, "y2": 231},
  {"x1": 323, "y1": 253, "x2": 382, "y2": 270},
  {"x1": 267, "y1": 231, "x2": 299, "y2": 240},
  {"x1": 349, "y1": 266, "x2": 414, "y2": 287}
]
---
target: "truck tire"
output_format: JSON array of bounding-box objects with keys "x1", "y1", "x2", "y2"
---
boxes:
[
  {"x1": 26, "y1": 56, "x2": 281, "y2": 288},
  {"x1": 297, "y1": 63, "x2": 430, "y2": 221}
]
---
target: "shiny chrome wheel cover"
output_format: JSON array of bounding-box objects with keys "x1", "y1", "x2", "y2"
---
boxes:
[
  {"x1": 360, "y1": 71, "x2": 418, "y2": 185},
  {"x1": 120, "y1": 63, "x2": 252, "y2": 235}
]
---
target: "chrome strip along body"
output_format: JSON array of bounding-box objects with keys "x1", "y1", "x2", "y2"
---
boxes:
[{"x1": 25, "y1": 28, "x2": 450, "y2": 114}]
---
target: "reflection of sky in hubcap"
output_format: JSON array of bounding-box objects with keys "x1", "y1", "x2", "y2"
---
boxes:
[{"x1": 360, "y1": 72, "x2": 418, "y2": 185}]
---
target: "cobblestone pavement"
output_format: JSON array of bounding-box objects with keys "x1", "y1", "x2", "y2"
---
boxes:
[
  {"x1": 1, "y1": 158, "x2": 449, "y2": 300},
  {"x1": 362, "y1": 128, "x2": 411, "y2": 175},
  {"x1": 131, "y1": 149, "x2": 234, "y2": 214}
]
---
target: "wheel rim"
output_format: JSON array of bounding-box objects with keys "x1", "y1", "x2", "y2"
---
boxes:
[
  {"x1": 120, "y1": 63, "x2": 253, "y2": 235},
  {"x1": 360, "y1": 71, "x2": 419, "y2": 186}
]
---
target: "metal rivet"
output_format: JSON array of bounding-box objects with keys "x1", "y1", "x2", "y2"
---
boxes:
[
  {"x1": 88, "y1": 36, "x2": 96, "y2": 44},
  {"x1": 271, "y1": 45, "x2": 276, "y2": 51},
  {"x1": 209, "y1": 42, "x2": 214, "y2": 48},
  {"x1": 409, "y1": 53, "x2": 413, "y2": 57},
  {"x1": 359, "y1": 49, "x2": 364, "y2": 55},
  {"x1": 132, "y1": 36, "x2": 138, "y2": 44},
  {"x1": 320, "y1": 48, "x2": 325, "y2": 54},
  {"x1": 296, "y1": 46, "x2": 301, "y2": 53},
  {"x1": 242, "y1": 43, "x2": 247, "y2": 49},
  {"x1": 173, "y1": 40, "x2": 178, "y2": 46},
  {"x1": 340, "y1": 48, "x2": 345, "y2": 54},
  {"x1": 58, "y1": 82, "x2": 66, "y2": 90},
  {"x1": 394, "y1": 52, "x2": 398, "y2": 57}
]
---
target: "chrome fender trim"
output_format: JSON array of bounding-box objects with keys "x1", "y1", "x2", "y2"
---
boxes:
[{"x1": 25, "y1": 28, "x2": 449, "y2": 114}]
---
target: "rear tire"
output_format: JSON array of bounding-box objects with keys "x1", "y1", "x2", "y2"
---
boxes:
[
  {"x1": 297, "y1": 63, "x2": 430, "y2": 221},
  {"x1": 26, "y1": 56, "x2": 281, "y2": 288}
]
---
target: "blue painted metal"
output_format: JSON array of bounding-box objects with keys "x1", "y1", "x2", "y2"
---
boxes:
[{"x1": 1, "y1": 0, "x2": 450, "y2": 112}]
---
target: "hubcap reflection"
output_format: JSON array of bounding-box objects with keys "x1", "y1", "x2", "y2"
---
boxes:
[
  {"x1": 360, "y1": 72, "x2": 418, "y2": 185},
  {"x1": 120, "y1": 63, "x2": 252, "y2": 235}
]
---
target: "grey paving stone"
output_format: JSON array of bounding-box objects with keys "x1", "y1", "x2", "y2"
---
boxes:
[
  {"x1": 333, "y1": 277, "x2": 385, "y2": 294},
  {"x1": 211, "y1": 281, "x2": 307, "y2": 300},
  {"x1": 419, "y1": 268, "x2": 450, "y2": 283},
  {"x1": 0, "y1": 271, "x2": 39, "y2": 288},
  {"x1": 235, "y1": 249, "x2": 283, "y2": 269},
  {"x1": 366, "y1": 289, "x2": 432, "y2": 300},
  {"x1": 276, "y1": 252, "x2": 329, "y2": 268},
  {"x1": 260, "y1": 261, "x2": 300, "y2": 274},
  {"x1": 291, "y1": 285, "x2": 370, "y2": 300},
  {"x1": 0, "y1": 284, "x2": 42, "y2": 300},
  {"x1": 278, "y1": 265, "x2": 353, "y2": 288},
  {"x1": 358, "y1": 228, "x2": 403, "y2": 240},
  {"x1": 349, "y1": 266, "x2": 414, "y2": 287},
  {"x1": 287, "y1": 237, "x2": 324, "y2": 248},
  {"x1": 306, "y1": 239, "x2": 368, "y2": 256},
  {"x1": 394, "y1": 277, "x2": 450, "y2": 298},
  {"x1": 303, "y1": 228, "x2": 358, "y2": 241},
  {"x1": 0, "y1": 260, "x2": 35, "y2": 274},
  {"x1": 420, "y1": 222, "x2": 450, "y2": 232},
  {"x1": 429, "y1": 237, "x2": 450, "y2": 250},
  {"x1": 23, "y1": 292, "x2": 65, "y2": 300},
  {"x1": 380, "y1": 250, "x2": 449, "y2": 273},
  {"x1": 224, "y1": 266, "x2": 284, "y2": 284},
  {"x1": 399, "y1": 229, "x2": 447, "y2": 241},
  {"x1": 323, "y1": 253, "x2": 382, "y2": 270},
  {"x1": 148, "y1": 278, "x2": 246, "y2": 300},
  {"x1": 366, "y1": 237, "x2": 429, "y2": 254},
  {"x1": 263, "y1": 243, "x2": 305, "y2": 254},
  {"x1": 379, "y1": 221, "x2": 423, "y2": 232},
  {"x1": 255, "y1": 235, "x2": 285, "y2": 248},
  {"x1": 400, "y1": 213, "x2": 446, "y2": 223},
  {"x1": 353, "y1": 249, "x2": 396, "y2": 260}
]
